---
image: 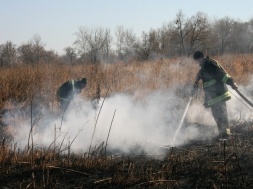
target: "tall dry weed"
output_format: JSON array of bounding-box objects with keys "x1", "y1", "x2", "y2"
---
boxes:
[{"x1": 0, "y1": 54, "x2": 252, "y2": 112}]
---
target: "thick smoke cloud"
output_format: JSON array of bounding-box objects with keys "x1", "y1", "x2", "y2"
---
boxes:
[
  {"x1": 4, "y1": 80, "x2": 253, "y2": 156},
  {"x1": 5, "y1": 90, "x2": 198, "y2": 155}
]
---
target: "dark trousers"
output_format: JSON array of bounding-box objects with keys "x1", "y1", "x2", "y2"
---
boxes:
[
  {"x1": 211, "y1": 101, "x2": 229, "y2": 136},
  {"x1": 59, "y1": 98, "x2": 71, "y2": 113}
]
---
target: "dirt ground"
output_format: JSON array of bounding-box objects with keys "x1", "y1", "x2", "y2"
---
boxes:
[{"x1": 1, "y1": 119, "x2": 253, "y2": 188}]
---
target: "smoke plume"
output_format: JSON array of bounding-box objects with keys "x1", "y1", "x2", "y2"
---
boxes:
[{"x1": 4, "y1": 82, "x2": 253, "y2": 156}]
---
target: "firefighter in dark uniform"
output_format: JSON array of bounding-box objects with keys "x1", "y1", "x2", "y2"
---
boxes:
[
  {"x1": 193, "y1": 51, "x2": 238, "y2": 139},
  {"x1": 57, "y1": 78, "x2": 87, "y2": 112}
]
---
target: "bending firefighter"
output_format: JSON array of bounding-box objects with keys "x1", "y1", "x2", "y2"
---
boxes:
[
  {"x1": 193, "y1": 51, "x2": 238, "y2": 139},
  {"x1": 57, "y1": 78, "x2": 87, "y2": 112}
]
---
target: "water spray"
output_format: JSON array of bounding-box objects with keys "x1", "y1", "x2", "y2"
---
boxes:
[{"x1": 172, "y1": 97, "x2": 193, "y2": 146}]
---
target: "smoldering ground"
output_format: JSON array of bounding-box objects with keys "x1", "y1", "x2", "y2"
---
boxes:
[{"x1": 2, "y1": 82, "x2": 253, "y2": 156}]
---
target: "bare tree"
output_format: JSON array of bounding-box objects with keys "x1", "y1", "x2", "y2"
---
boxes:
[
  {"x1": 74, "y1": 27, "x2": 111, "y2": 63},
  {"x1": 245, "y1": 18, "x2": 253, "y2": 53},
  {"x1": 159, "y1": 22, "x2": 179, "y2": 57},
  {"x1": 174, "y1": 10, "x2": 187, "y2": 55},
  {"x1": 136, "y1": 31, "x2": 151, "y2": 60},
  {"x1": 18, "y1": 43, "x2": 35, "y2": 64},
  {"x1": 43, "y1": 50, "x2": 58, "y2": 63},
  {"x1": 171, "y1": 10, "x2": 211, "y2": 56},
  {"x1": 212, "y1": 17, "x2": 234, "y2": 54},
  {"x1": 184, "y1": 12, "x2": 211, "y2": 56},
  {"x1": 18, "y1": 35, "x2": 57, "y2": 64},
  {"x1": 156, "y1": 26, "x2": 171, "y2": 58},
  {"x1": 18, "y1": 35, "x2": 45, "y2": 64},
  {"x1": 0, "y1": 41, "x2": 17, "y2": 67},
  {"x1": 30, "y1": 35, "x2": 46, "y2": 63},
  {"x1": 137, "y1": 29, "x2": 161, "y2": 60},
  {"x1": 64, "y1": 46, "x2": 76, "y2": 64},
  {"x1": 146, "y1": 29, "x2": 161, "y2": 59},
  {"x1": 226, "y1": 20, "x2": 248, "y2": 53},
  {"x1": 101, "y1": 29, "x2": 112, "y2": 63},
  {"x1": 115, "y1": 25, "x2": 137, "y2": 61}
]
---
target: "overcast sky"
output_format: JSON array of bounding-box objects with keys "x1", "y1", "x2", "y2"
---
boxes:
[{"x1": 1, "y1": 0, "x2": 253, "y2": 55}]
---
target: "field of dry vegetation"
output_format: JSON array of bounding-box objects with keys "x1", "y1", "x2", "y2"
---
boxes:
[{"x1": 1, "y1": 54, "x2": 253, "y2": 188}]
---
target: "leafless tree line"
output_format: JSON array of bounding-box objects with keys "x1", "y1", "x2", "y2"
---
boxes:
[{"x1": 1, "y1": 10, "x2": 253, "y2": 66}]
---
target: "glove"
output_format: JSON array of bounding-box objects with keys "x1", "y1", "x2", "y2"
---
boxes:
[
  {"x1": 191, "y1": 81, "x2": 199, "y2": 96},
  {"x1": 194, "y1": 80, "x2": 199, "y2": 89},
  {"x1": 231, "y1": 82, "x2": 238, "y2": 90}
]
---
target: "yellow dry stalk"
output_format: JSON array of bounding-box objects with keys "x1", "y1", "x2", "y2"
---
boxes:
[{"x1": 0, "y1": 54, "x2": 252, "y2": 111}]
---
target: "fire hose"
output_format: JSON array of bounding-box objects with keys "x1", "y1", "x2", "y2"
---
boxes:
[
  {"x1": 234, "y1": 89, "x2": 253, "y2": 108},
  {"x1": 172, "y1": 88, "x2": 253, "y2": 145}
]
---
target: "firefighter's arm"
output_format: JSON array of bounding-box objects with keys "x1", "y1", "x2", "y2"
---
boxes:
[
  {"x1": 222, "y1": 73, "x2": 238, "y2": 90},
  {"x1": 215, "y1": 63, "x2": 238, "y2": 89},
  {"x1": 191, "y1": 71, "x2": 201, "y2": 96},
  {"x1": 227, "y1": 79, "x2": 238, "y2": 90},
  {"x1": 194, "y1": 70, "x2": 202, "y2": 89},
  {"x1": 231, "y1": 82, "x2": 238, "y2": 89}
]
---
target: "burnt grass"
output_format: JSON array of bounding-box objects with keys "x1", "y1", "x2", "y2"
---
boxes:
[{"x1": 1, "y1": 121, "x2": 253, "y2": 189}]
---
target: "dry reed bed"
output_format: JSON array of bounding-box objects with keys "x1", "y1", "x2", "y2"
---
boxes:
[
  {"x1": 1, "y1": 54, "x2": 252, "y2": 111},
  {"x1": 1, "y1": 54, "x2": 253, "y2": 188},
  {"x1": 1, "y1": 122, "x2": 253, "y2": 188}
]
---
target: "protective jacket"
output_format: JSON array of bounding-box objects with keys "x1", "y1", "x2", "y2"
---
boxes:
[
  {"x1": 57, "y1": 80, "x2": 82, "y2": 102},
  {"x1": 195, "y1": 57, "x2": 235, "y2": 107}
]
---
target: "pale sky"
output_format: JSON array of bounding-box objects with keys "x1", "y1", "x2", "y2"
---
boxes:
[{"x1": 1, "y1": 0, "x2": 253, "y2": 55}]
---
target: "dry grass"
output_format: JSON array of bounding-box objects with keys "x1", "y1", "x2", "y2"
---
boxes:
[
  {"x1": 1, "y1": 54, "x2": 252, "y2": 111},
  {"x1": 1, "y1": 123, "x2": 253, "y2": 188},
  {"x1": 1, "y1": 54, "x2": 253, "y2": 188}
]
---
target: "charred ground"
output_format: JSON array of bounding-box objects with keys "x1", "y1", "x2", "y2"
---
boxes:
[
  {"x1": 1, "y1": 55, "x2": 253, "y2": 188},
  {"x1": 1, "y1": 121, "x2": 253, "y2": 189}
]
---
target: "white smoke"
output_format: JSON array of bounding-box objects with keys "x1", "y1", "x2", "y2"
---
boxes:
[
  {"x1": 5, "y1": 82, "x2": 253, "y2": 156},
  {"x1": 3, "y1": 90, "x2": 196, "y2": 155},
  {"x1": 228, "y1": 84, "x2": 253, "y2": 121}
]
